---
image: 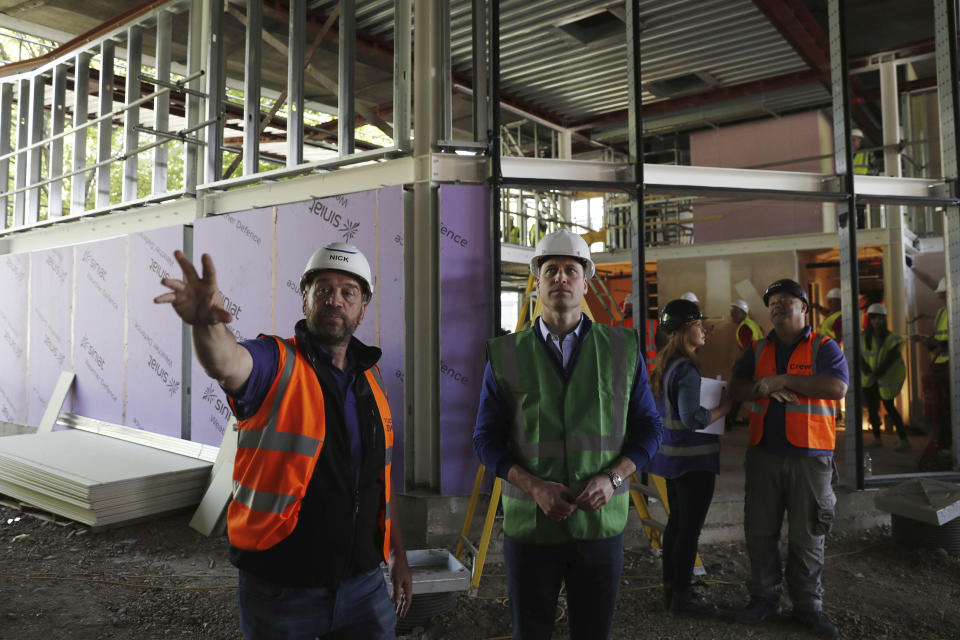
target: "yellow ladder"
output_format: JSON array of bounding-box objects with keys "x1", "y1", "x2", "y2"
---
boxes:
[{"x1": 454, "y1": 468, "x2": 705, "y2": 592}]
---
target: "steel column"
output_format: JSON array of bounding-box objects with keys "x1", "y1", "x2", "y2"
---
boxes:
[
  {"x1": 410, "y1": 0, "x2": 443, "y2": 490},
  {"x1": 471, "y1": 0, "x2": 488, "y2": 144},
  {"x1": 185, "y1": 0, "x2": 203, "y2": 194},
  {"x1": 626, "y1": 0, "x2": 646, "y2": 347},
  {"x1": 440, "y1": 0, "x2": 452, "y2": 142},
  {"x1": 123, "y1": 25, "x2": 143, "y2": 202},
  {"x1": 287, "y1": 0, "x2": 305, "y2": 167},
  {"x1": 243, "y1": 0, "x2": 262, "y2": 176},
  {"x1": 338, "y1": 0, "x2": 356, "y2": 156},
  {"x1": 97, "y1": 39, "x2": 115, "y2": 209},
  {"x1": 49, "y1": 64, "x2": 67, "y2": 218},
  {"x1": 394, "y1": 0, "x2": 411, "y2": 153},
  {"x1": 934, "y1": 0, "x2": 960, "y2": 469},
  {"x1": 25, "y1": 73, "x2": 45, "y2": 223},
  {"x1": 205, "y1": 0, "x2": 225, "y2": 184},
  {"x1": 0, "y1": 83, "x2": 11, "y2": 227},
  {"x1": 13, "y1": 77, "x2": 29, "y2": 226},
  {"x1": 489, "y1": 0, "x2": 502, "y2": 337},
  {"x1": 828, "y1": 0, "x2": 864, "y2": 488},
  {"x1": 153, "y1": 9, "x2": 172, "y2": 196},
  {"x1": 72, "y1": 52, "x2": 91, "y2": 214}
]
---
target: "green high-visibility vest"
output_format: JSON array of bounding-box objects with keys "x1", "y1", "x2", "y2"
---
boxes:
[
  {"x1": 488, "y1": 322, "x2": 638, "y2": 544},
  {"x1": 737, "y1": 316, "x2": 763, "y2": 349},
  {"x1": 860, "y1": 331, "x2": 905, "y2": 400},
  {"x1": 934, "y1": 306, "x2": 949, "y2": 364}
]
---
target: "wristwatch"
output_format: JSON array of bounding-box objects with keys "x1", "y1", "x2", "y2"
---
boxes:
[{"x1": 604, "y1": 469, "x2": 623, "y2": 490}]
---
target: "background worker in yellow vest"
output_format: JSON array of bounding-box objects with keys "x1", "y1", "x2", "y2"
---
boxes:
[
  {"x1": 818, "y1": 288, "x2": 843, "y2": 341},
  {"x1": 155, "y1": 244, "x2": 411, "y2": 639},
  {"x1": 473, "y1": 230, "x2": 663, "y2": 640},
  {"x1": 912, "y1": 277, "x2": 952, "y2": 450},
  {"x1": 861, "y1": 304, "x2": 909, "y2": 451},
  {"x1": 727, "y1": 299, "x2": 763, "y2": 428},
  {"x1": 852, "y1": 128, "x2": 871, "y2": 228},
  {"x1": 729, "y1": 278, "x2": 847, "y2": 639}
]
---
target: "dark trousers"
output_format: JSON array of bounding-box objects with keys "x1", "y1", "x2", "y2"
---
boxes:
[
  {"x1": 503, "y1": 532, "x2": 623, "y2": 640},
  {"x1": 933, "y1": 362, "x2": 953, "y2": 447},
  {"x1": 662, "y1": 471, "x2": 716, "y2": 591},
  {"x1": 863, "y1": 384, "x2": 905, "y2": 439}
]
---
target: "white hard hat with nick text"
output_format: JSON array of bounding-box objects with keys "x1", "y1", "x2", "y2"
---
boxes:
[{"x1": 301, "y1": 242, "x2": 374, "y2": 300}]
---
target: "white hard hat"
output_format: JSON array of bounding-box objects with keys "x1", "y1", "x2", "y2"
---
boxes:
[
  {"x1": 530, "y1": 230, "x2": 595, "y2": 279},
  {"x1": 301, "y1": 242, "x2": 373, "y2": 301},
  {"x1": 935, "y1": 277, "x2": 946, "y2": 293},
  {"x1": 851, "y1": 128, "x2": 864, "y2": 138},
  {"x1": 827, "y1": 288, "x2": 842, "y2": 299},
  {"x1": 866, "y1": 303, "x2": 887, "y2": 316},
  {"x1": 731, "y1": 299, "x2": 749, "y2": 314},
  {"x1": 681, "y1": 291, "x2": 699, "y2": 303}
]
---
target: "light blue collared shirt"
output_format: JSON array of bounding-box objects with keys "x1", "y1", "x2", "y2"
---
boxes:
[{"x1": 536, "y1": 314, "x2": 585, "y2": 370}]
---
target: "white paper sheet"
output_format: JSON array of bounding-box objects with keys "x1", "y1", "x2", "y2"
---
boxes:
[{"x1": 695, "y1": 377, "x2": 726, "y2": 435}]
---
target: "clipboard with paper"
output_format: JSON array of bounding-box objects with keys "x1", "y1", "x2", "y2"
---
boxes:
[{"x1": 695, "y1": 376, "x2": 726, "y2": 435}]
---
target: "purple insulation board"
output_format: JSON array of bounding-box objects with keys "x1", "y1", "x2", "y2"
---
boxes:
[
  {"x1": 72, "y1": 237, "x2": 127, "y2": 424},
  {"x1": 191, "y1": 209, "x2": 275, "y2": 446},
  {"x1": 0, "y1": 252, "x2": 30, "y2": 424},
  {"x1": 27, "y1": 246, "x2": 74, "y2": 426},
  {"x1": 274, "y1": 186, "x2": 406, "y2": 491},
  {"x1": 439, "y1": 184, "x2": 491, "y2": 495},
  {"x1": 125, "y1": 227, "x2": 184, "y2": 437}
]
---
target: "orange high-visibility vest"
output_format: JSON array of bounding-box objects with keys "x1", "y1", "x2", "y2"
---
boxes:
[
  {"x1": 227, "y1": 336, "x2": 393, "y2": 559},
  {"x1": 748, "y1": 332, "x2": 838, "y2": 450}
]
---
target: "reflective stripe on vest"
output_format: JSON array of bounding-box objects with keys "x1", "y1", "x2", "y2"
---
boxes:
[
  {"x1": 853, "y1": 150, "x2": 870, "y2": 175},
  {"x1": 364, "y1": 365, "x2": 394, "y2": 562},
  {"x1": 860, "y1": 331, "x2": 906, "y2": 400},
  {"x1": 227, "y1": 336, "x2": 393, "y2": 558},
  {"x1": 659, "y1": 358, "x2": 691, "y2": 431},
  {"x1": 489, "y1": 322, "x2": 637, "y2": 544},
  {"x1": 934, "y1": 306, "x2": 949, "y2": 364},
  {"x1": 737, "y1": 317, "x2": 763, "y2": 349},
  {"x1": 747, "y1": 332, "x2": 838, "y2": 450}
]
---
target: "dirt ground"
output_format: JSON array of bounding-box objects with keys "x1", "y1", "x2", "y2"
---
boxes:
[{"x1": 1, "y1": 505, "x2": 958, "y2": 640}]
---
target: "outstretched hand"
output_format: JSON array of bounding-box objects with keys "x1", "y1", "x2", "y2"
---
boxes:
[{"x1": 153, "y1": 251, "x2": 233, "y2": 326}]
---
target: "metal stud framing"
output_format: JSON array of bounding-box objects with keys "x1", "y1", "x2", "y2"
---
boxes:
[
  {"x1": 72, "y1": 52, "x2": 91, "y2": 214},
  {"x1": 13, "y1": 77, "x2": 30, "y2": 226},
  {"x1": 394, "y1": 0, "x2": 412, "y2": 153},
  {"x1": 153, "y1": 9, "x2": 172, "y2": 196},
  {"x1": 97, "y1": 39, "x2": 115, "y2": 209},
  {"x1": 243, "y1": 0, "x2": 262, "y2": 177},
  {"x1": 0, "y1": 83, "x2": 11, "y2": 227},
  {"x1": 205, "y1": 0, "x2": 225, "y2": 185},
  {"x1": 123, "y1": 25, "x2": 143, "y2": 202},
  {"x1": 25, "y1": 72, "x2": 45, "y2": 223},
  {"x1": 338, "y1": 0, "x2": 356, "y2": 157},
  {"x1": 49, "y1": 63, "x2": 67, "y2": 218},
  {"x1": 287, "y1": 0, "x2": 305, "y2": 167}
]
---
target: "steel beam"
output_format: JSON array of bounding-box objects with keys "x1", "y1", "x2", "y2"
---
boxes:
[
  {"x1": 338, "y1": 0, "x2": 356, "y2": 156},
  {"x1": 828, "y1": 0, "x2": 864, "y2": 488},
  {"x1": 97, "y1": 39, "x2": 115, "y2": 209},
  {"x1": 72, "y1": 52, "x2": 91, "y2": 214},
  {"x1": 25, "y1": 73, "x2": 44, "y2": 223},
  {"x1": 153, "y1": 8, "x2": 173, "y2": 196},
  {"x1": 934, "y1": 0, "x2": 960, "y2": 469},
  {"x1": 243, "y1": 0, "x2": 262, "y2": 176},
  {"x1": 123, "y1": 25, "x2": 143, "y2": 202},
  {"x1": 49, "y1": 64, "x2": 66, "y2": 218},
  {"x1": 470, "y1": 0, "x2": 487, "y2": 143},
  {"x1": 287, "y1": 0, "x2": 305, "y2": 167}
]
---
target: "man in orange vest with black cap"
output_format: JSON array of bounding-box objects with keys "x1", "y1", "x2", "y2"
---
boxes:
[
  {"x1": 729, "y1": 278, "x2": 847, "y2": 639},
  {"x1": 155, "y1": 243, "x2": 411, "y2": 639}
]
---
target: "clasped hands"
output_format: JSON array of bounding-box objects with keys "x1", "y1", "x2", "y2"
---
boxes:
[
  {"x1": 753, "y1": 374, "x2": 798, "y2": 404},
  {"x1": 532, "y1": 475, "x2": 614, "y2": 522}
]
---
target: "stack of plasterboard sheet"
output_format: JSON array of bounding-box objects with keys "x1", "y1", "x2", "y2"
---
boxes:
[{"x1": 0, "y1": 429, "x2": 211, "y2": 527}]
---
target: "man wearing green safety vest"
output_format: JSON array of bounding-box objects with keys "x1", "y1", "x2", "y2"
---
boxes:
[
  {"x1": 860, "y1": 304, "x2": 909, "y2": 451},
  {"x1": 914, "y1": 277, "x2": 952, "y2": 450},
  {"x1": 473, "y1": 230, "x2": 663, "y2": 640}
]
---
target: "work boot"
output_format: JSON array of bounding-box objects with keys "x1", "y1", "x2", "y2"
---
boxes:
[
  {"x1": 738, "y1": 595, "x2": 781, "y2": 624},
  {"x1": 895, "y1": 439, "x2": 911, "y2": 452},
  {"x1": 671, "y1": 587, "x2": 716, "y2": 616},
  {"x1": 791, "y1": 608, "x2": 839, "y2": 638}
]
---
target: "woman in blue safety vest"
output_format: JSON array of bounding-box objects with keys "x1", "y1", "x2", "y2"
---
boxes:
[
  {"x1": 648, "y1": 298, "x2": 731, "y2": 616},
  {"x1": 861, "y1": 303, "x2": 909, "y2": 451}
]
